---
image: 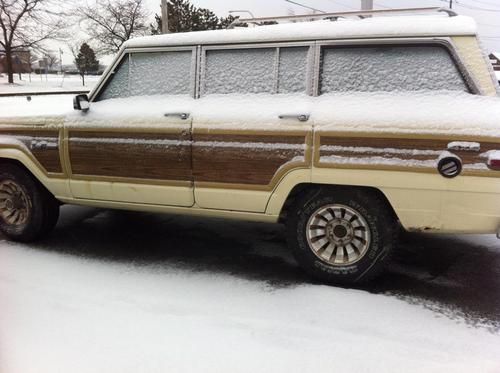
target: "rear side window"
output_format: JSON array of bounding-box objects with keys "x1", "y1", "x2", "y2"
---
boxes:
[
  {"x1": 319, "y1": 45, "x2": 469, "y2": 94},
  {"x1": 204, "y1": 48, "x2": 276, "y2": 94},
  {"x1": 202, "y1": 46, "x2": 311, "y2": 95},
  {"x1": 99, "y1": 50, "x2": 193, "y2": 100}
]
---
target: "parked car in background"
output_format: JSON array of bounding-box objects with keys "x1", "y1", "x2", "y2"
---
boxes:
[{"x1": 1, "y1": 8, "x2": 500, "y2": 284}]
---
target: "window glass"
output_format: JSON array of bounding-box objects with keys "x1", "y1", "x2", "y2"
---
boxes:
[
  {"x1": 278, "y1": 47, "x2": 309, "y2": 94},
  {"x1": 204, "y1": 48, "x2": 276, "y2": 94},
  {"x1": 98, "y1": 51, "x2": 192, "y2": 100},
  {"x1": 99, "y1": 57, "x2": 129, "y2": 100},
  {"x1": 129, "y1": 51, "x2": 192, "y2": 96},
  {"x1": 319, "y1": 46, "x2": 468, "y2": 94}
]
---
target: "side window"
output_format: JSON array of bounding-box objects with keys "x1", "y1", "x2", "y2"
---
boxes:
[
  {"x1": 319, "y1": 45, "x2": 469, "y2": 94},
  {"x1": 98, "y1": 50, "x2": 193, "y2": 100},
  {"x1": 99, "y1": 57, "x2": 129, "y2": 100},
  {"x1": 202, "y1": 46, "x2": 311, "y2": 95},
  {"x1": 204, "y1": 48, "x2": 276, "y2": 95},
  {"x1": 278, "y1": 47, "x2": 309, "y2": 94}
]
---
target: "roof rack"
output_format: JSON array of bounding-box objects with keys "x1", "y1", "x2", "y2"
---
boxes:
[{"x1": 228, "y1": 7, "x2": 457, "y2": 28}]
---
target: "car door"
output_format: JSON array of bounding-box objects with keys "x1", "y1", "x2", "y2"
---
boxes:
[
  {"x1": 192, "y1": 43, "x2": 314, "y2": 212},
  {"x1": 66, "y1": 48, "x2": 196, "y2": 207}
]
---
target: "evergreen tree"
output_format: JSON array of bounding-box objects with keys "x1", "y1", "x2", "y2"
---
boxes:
[
  {"x1": 150, "y1": 0, "x2": 235, "y2": 35},
  {"x1": 74, "y1": 43, "x2": 99, "y2": 87}
]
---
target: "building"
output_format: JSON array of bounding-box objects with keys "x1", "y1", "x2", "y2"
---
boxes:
[
  {"x1": 0, "y1": 50, "x2": 32, "y2": 74},
  {"x1": 490, "y1": 53, "x2": 500, "y2": 72}
]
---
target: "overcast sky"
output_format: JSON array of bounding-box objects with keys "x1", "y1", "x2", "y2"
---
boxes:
[{"x1": 59, "y1": 0, "x2": 500, "y2": 65}]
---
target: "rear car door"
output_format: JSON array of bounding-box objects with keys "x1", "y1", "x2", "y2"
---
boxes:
[
  {"x1": 192, "y1": 43, "x2": 314, "y2": 212},
  {"x1": 66, "y1": 48, "x2": 196, "y2": 207}
]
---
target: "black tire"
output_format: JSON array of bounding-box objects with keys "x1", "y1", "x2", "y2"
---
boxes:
[
  {"x1": 286, "y1": 187, "x2": 397, "y2": 285},
  {"x1": 0, "y1": 164, "x2": 59, "y2": 242},
  {"x1": 40, "y1": 194, "x2": 60, "y2": 237}
]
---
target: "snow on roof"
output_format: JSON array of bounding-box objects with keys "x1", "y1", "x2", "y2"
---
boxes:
[{"x1": 124, "y1": 15, "x2": 477, "y2": 49}]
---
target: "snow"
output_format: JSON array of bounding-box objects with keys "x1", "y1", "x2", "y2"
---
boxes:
[
  {"x1": 448, "y1": 141, "x2": 481, "y2": 151},
  {"x1": 0, "y1": 207, "x2": 499, "y2": 372},
  {"x1": 320, "y1": 154, "x2": 437, "y2": 168},
  {"x1": 205, "y1": 48, "x2": 276, "y2": 95},
  {"x1": 124, "y1": 16, "x2": 477, "y2": 49},
  {"x1": 129, "y1": 51, "x2": 192, "y2": 97},
  {"x1": 321, "y1": 145, "x2": 442, "y2": 156},
  {"x1": 0, "y1": 74, "x2": 99, "y2": 94},
  {"x1": 278, "y1": 47, "x2": 309, "y2": 94},
  {"x1": 3, "y1": 92, "x2": 500, "y2": 139},
  {"x1": 320, "y1": 46, "x2": 467, "y2": 93},
  {"x1": 313, "y1": 91, "x2": 500, "y2": 137}
]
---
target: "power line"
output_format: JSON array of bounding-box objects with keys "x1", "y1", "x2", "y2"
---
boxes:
[
  {"x1": 323, "y1": 0, "x2": 358, "y2": 11},
  {"x1": 285, "y1": 0, "x2": 327, "y2": 13},
  {"x1": 454, "y1": 0, "x2": 500, "y2": 12},
  {"x1": 466, "y1": 0, "x2": 500, "y2": 8},
  {"x1": 373, "y1": 2, "x2": 392, "y2": 9}
]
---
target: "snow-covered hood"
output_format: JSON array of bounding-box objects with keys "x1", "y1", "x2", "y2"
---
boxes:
[{"x1": 1, "y1": 92, "x2": 500, "y2": 138}]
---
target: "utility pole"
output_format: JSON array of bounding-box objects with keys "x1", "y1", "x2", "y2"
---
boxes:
[
  {"x1": 161, "y1": 0, "x2": 169, "y2": 34},
  {"x1": 449, "y1": 0, "x2": 453, "y2": 9},
  {"x1": 59, "y1": 48, "x2": 63, "y2": 74},
  {"x1": 361, "y1": 0, "x2": 373, "y2": 10}
]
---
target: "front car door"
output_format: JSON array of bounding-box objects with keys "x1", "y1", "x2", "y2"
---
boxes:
[{"x1": 66, "y1": 47, "x2": 196, "y2": 207}]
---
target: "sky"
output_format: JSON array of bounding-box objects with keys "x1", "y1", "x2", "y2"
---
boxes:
[{"x1": 56, "y1": 0, "x2": 500, "y2": 66}]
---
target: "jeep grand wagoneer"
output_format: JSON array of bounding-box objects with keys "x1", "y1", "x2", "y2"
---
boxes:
[{"x1": 1, "y1": 8, "x2": 500, "y2": 284}]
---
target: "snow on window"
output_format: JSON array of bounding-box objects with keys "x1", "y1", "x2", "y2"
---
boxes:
[
  {"x1": 129, "y1": 51, "x2": 192, "y2": 96},
  {"x1": 204, "y1": 48, "x2": 276, "y2": 95},
  {"x1": 278, "y1": 47, "x2": 309, "y2": 94},
  {"x1": 100, "y1": 56, "x2": 130, "y2": 100},
  {"x1": 99, "y1": 51, "x2": 192, "y2": 100},
  {"x1": 319, "y1": 46, "x2": 468, "y2": 94}
]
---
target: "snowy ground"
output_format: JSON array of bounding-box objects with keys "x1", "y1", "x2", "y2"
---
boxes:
[
  {"x1": 0, "y1": 206, "x2": 499, "y2": 373},
  {"x1": 0, "y1": 73, "x2": 99, "y2": 93}
]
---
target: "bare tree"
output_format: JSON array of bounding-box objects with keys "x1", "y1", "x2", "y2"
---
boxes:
[
  {"x1": 0, "y1": 0, "x2": 66, "y2": 83},
  {"x1": 45, "y1": 53, "x2": 59, "y2": 71},
  {"x1": 79, "y1": 0, "x2": 148, "y2": 55}
]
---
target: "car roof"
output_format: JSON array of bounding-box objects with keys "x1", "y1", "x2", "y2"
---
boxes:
[{"x1": 124, "y1": 15, "x2": 477, "y2": 49}]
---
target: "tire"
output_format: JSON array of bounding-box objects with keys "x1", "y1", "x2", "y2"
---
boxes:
[
  {"x1": 286, "y1": 187, "x2": 397, "y2": 285},
  {"x1": 0, "y1": 164, "x2": 59, "y2": 242},
  {"x1": 40, "y1": 194, "x2": 60, "y2": 237}
]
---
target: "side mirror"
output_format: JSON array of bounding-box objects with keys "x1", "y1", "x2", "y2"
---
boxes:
[{"x1": 73, "y1": 94, "x2": 90, "y2": 112}]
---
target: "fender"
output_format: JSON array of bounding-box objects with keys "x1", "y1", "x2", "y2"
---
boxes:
[{"x1": 0, "y1": 140, "x2": 70, "y2": 199}]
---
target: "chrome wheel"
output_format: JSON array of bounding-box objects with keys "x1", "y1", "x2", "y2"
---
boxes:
[
  {"x1": 306, "y1": 204, "x2": 371, "y2": 266},
  {"x1": 0, "y1": 180, "x2": 31, "y2": 226}
]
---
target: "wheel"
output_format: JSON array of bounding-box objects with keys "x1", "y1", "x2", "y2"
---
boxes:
[
  {"x1": 286, "y1": 187, "x2": 397, "y2": 284},
  {"x1": 0, "y1": 164, "x2": 59, "y2": 242}
]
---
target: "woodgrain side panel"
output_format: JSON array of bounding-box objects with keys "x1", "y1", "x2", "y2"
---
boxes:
[
  {"x1": 193, "y1": 133, "x2": 308, "y2": 186},
  {"x1": 0, "y1": 129, "x2": 62, "y2": 173},
  {"x1": 317, "y1": 135, "x2": 500, "y2": 175},
  {"x1": 68, "y1": 131, "x2": 192, "y2": 181}
]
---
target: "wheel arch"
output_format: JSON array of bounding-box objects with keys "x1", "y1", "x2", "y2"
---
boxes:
[
  {"x1": 0, "y1": 149, "x2": 66, "y2": 199},
  {"x1": 269, "y1": 181, "x2": 399, "y2": 225}
]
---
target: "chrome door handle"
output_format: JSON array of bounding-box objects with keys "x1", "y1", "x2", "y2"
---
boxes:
[
  {"x1": 279, "y1": 114, "x2": 310, "y2": 122},
  {"x1": 164, "y1": 112, "x2": 190, "y2": 120}
]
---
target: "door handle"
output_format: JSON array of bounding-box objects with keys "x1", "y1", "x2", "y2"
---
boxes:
[
  {"x1": 278, "y1": 114, "x2": 310, "y2": 122},
  {"x1": 164, "y1": 112, "x2": 190, "y2": 120}
]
